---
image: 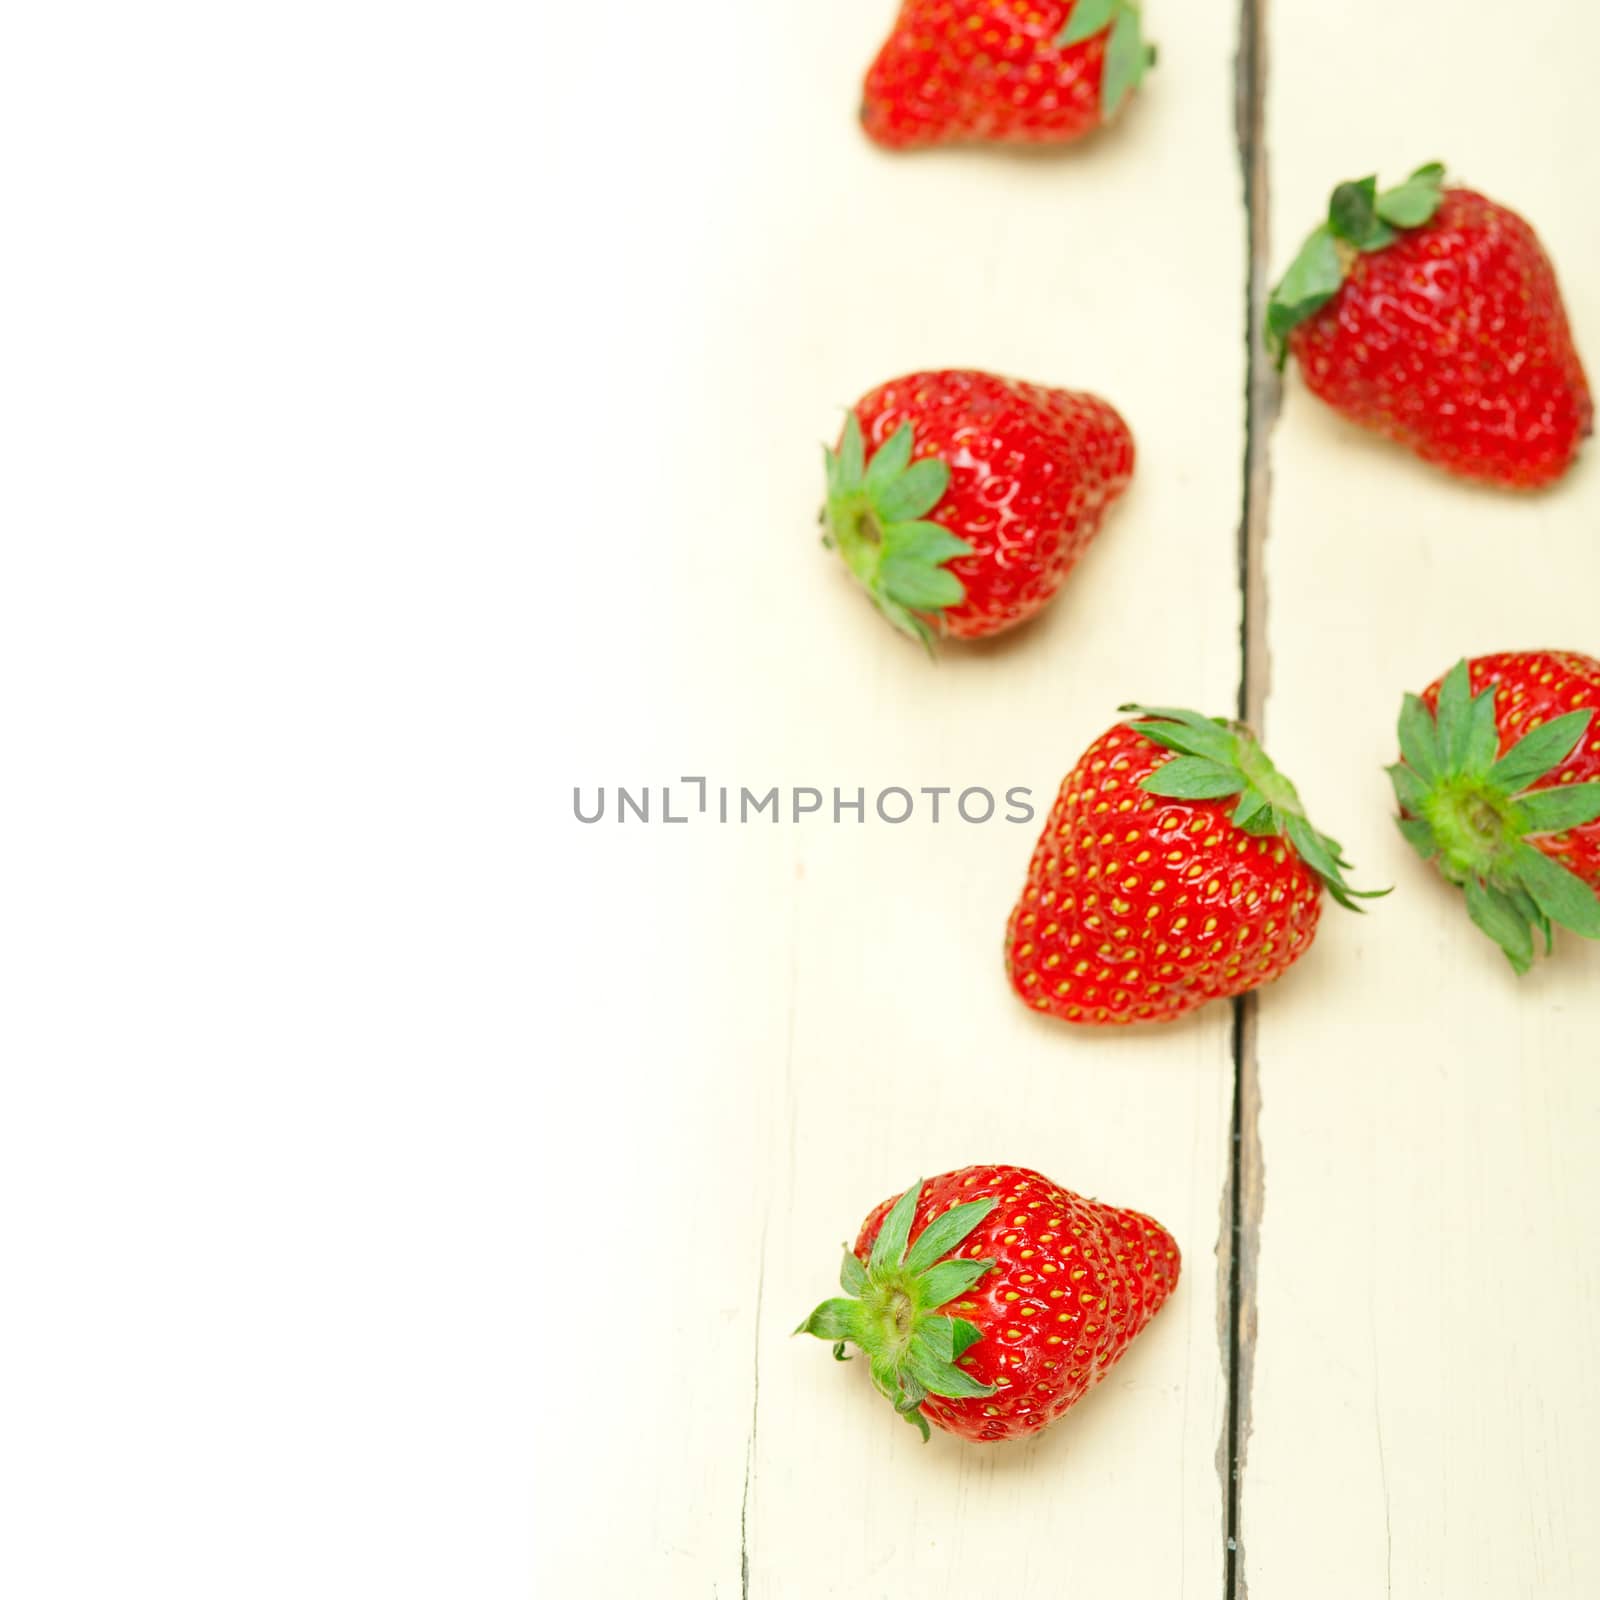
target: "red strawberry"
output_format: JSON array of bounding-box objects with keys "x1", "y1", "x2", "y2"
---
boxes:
[
  {"x1": 1007, "y1": 707, "x2": 1382, "y2": 1025},
  {"x1": 1268, "y1": 163, "x2": 1592, "y2": 488},
  {"x1": 860, "y1": 0, "x2": 1154, "y2": 151},
  {"x1": 1389, "y1": 652, "x2": 1600, "y2": 972},
  {"x1": 823, "y1": 370, "x2": 1134, "y2": 647},
  {"x1": 797, "y1": 1165, "x2": 1179, "y2": 1442}
]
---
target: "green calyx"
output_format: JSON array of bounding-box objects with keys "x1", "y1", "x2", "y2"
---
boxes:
[
  {"x1": 1265, "y1": 162, "x2": 1447, "y2": 367},
  {"x1": 1054, "y1": 0, "x2": 1155, "y2": 122},
  {"x1": 795, "y1": 1180, "x2": 998, "y2": 1442},
  {"x1": 1122, "y1": 704, "x2": 1389, "y2": 913},
  {"x1": 823, "y1": 412, "x2": 970, "y2": 653},
  {"x1": 1389, "y1": 660, "x2": 1600, "y2": 974}
]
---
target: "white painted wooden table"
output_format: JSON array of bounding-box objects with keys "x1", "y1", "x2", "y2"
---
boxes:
[
  {"x1": 6, "y1": 4, "x2": 1593, "y2": 1595},
  {"x1": 539, "y1": 2, "x2": 1600, "y2": 1596}
]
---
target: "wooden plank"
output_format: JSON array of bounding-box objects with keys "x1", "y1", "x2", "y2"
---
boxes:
[
  {"x1": 1245, "y1": 3, "x2": 1600, "y2": 1594},
  {"x1": 542, "y1": 0, "x2": 1252, "y2": 1589},
  {"x1": 539, "y1": 2, "x2": 1251, "y2": 1592},
  {"x1": 712, "y1": 5, "x2": 1252, "y2": 1596}
]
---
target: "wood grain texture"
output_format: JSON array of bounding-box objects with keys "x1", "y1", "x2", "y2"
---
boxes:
[{"x1": 1244, "y1": 3, "x2": 1600, "y2": 1595}]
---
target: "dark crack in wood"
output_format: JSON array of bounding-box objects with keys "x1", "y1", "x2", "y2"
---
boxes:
[{"x1": 1225, "y1": 1, "x2": 1273, "y2": 1598}]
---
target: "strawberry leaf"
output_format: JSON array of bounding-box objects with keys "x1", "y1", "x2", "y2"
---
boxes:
[
  {"x1": 1283, "y1": 814, "x2": 1344, "y2": 891},
  {"x1": 1375, "y1": 162, "x2": 1445, "y2": 228},
  {"x1": 880, "y1": 558, "x2": 965, "y2": 611},
  {"x1": 1397, "y1": 693, "x2": 1443, "y2": 782},
  {"x1": 1513, "y1": 783, "x2": 1600, "y2": 835},
  {"x1": 876, "y1": 458, "x2": 949, "y2": 524},
  {"x1": 1433, "y1": 659, "x2": 1474, "y2": 768},
  {"x1": 912, "y1": 1317, "x2": 958, "y2": 1363},
  {"x1": 891, "y1": 1370, "x2": 932, "y2": 1440},
  {"x1": 839, "y1": 1248, "x2": 867, "y2": 1295},
  {"x1": 917, "y1": 1257, "x2": 995, "y2": 1309},
  {"x1": 1387, "y1": 761, "x2": 1429, "y2": 817},
  {"x1": 1328, "y1": 176, "x2": 1395, "y2": 252},
  {"x1": 823, "y1": 411, "x2": 963, "y2": 651},
  {"x1": 881, "y1": 520, "x2": 973, "y2": 564},
  {"x1": 835, "y1": 410, "x2": 865, "y2": 490},
  {"x1": 798, "y1": 1180, "x2": 1001, "y2": 1442},
  {"x1": 1465, "y1": 878, "x2": 1535, "y2": 975},
  {"x1": 1461, "y1": 683, "x2": 1503, "y2": 776},
  {"x1": 1100, "y1": 5, "x2": 1149, "y2": 121},
  {"x1": 1389, "y1": 668, "x2": 1598, "y2": 971},
  {"x1": 1117, "y1": 704, "x2": 1227, "y2": 729},
  {"x1": 1120, "y1": 710, "x2": 1238, "y2": 765},
  {"x1": 1488, "y1": 709, "x2": 1593, "y2": 794},
  {"x1": 868, "y1": 1181, "x2": 922, "y2": 1271},
  {"x1": 949, "y1": 1317, "x2": 983, "y2": 1360},
  {"x1": 1140, "y1": 756, "x2": 1246, "y2": 800},
  {"x1": 1510, "y1": 883, "x2": 1554, "y2": 955},
  {"x1": 1269, "y1": 164, "x2": 1451, "y2": 366},
  {"x1": 1265, "y1": 224, "x2": 1343, "y2": 366},
  {"x1": 795, "y1": 1298, "x2": 861, "y2": 1341},
  {"x1": 905, "y1": 1343, "x2": 996, "y2": 1401},
  {"x1": 863, "y1": 421, "x2": 914, "y2": 493},
  {"x1": 903, "y1": 1198, "x2": 996, "y2": 1273},
  {"x1": 1130, "y1": 705, "x2": 1383, "y2": 911},
  {"x1": 876, "y1": 598, "x2": 936, "y2": 654},
  {"x1": 1396, "y1": 817, "x2": 1438, "y2": 860},
  {"x1": 1057, "y1": 0, "x2": 1117, "y2": 46},
  {"x1": 1512, "y1": 845, "x2": 1600, "y2": 939},
  {"x1": 1232, "y1": 789, "x2": 1271, "y2": 831}
]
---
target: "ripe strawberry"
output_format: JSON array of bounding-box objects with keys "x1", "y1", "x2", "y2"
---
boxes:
[
  {"x1": 1268, "y1": 163, "x2": 1592, "y2": 488},
  {"x1": 860, "y1": 0, "x2": 1154, "y2": 151},
  {"x1": 823, "y1": 370, "x2": 1134, "y2": 647},
  {"x1": 1388, "y1": 652, "x2": 1600, "y2": 972},
  {"x1": 1007, "y1": 707, "x2": 1382, "y2": 1025},
  {"x1": 797, "y1": 1166, "x2": 1179, "y2": 1442}
]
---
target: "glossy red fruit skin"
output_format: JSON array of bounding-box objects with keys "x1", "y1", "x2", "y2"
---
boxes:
[
  {"x1": 1421, "y1": 651, "x2": 1600, "y2": 891},
  {"x1": 1007, "y1": 722, "x2": 1323, "y2": 1024},
  {"x1": 852, "y1": 370, "x2": 1134, "y2": 640},
  {"x1": 862, "y1": 1, "x2": 1111, "y2": 151},
  {"x1": 854, "y1": 1165, "x2": 1180, "y2": 1443},
  {"x1": 1288, "y1": 189, "x2": 1593, "y2": 489}
]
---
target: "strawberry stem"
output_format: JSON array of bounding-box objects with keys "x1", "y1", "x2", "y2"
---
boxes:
[
  {"x1": 795, "y1": 1180, "x2": 999, "y2": 1442},
  {"x1": 1054, "y1": 0, "x2": 1155, "y2": 121},
  {"x1": 823, "y1": 412, "x2": 970, "y2": 653},
  {"x1": 1389, "y1": 660, "x2": 1600, "y2": 972},
  {"x1": 1120, "y1": 704, "x2": 1389, "y2": 912},
  {"x1": 1265, "y1": 162, "x2": 1446, "y2": 366}
]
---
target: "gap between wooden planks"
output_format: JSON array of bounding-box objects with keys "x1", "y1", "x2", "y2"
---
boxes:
[{"x1": 1224, "y1": 0, "x2": 1271, "y2": 1597}]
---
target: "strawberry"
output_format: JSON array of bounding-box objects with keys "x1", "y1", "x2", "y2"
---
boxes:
[
  {"x1": 1268, "y1": 163, "x2": 1592, "y2": 488},
  {"x1": 860, "y1": 0, "x2": 1154, "y2": 152},
  {"x1": 1007, "y1": 707, "x2": 1383, "y2": 1025},
  {"x1": 796, "y1": 1165, "x2": 1179, "y2": 1442},
  {"x1": 823, "y1": 370, "x2": 1134, "y2": 647},
  {"x1": 1388, "y1": 652, "x2": 1600, "y2": 972}
]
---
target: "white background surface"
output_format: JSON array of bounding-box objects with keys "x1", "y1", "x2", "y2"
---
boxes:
[{"x1": 1, "y1": 2, "x2": 1596, "y2": 1597}]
